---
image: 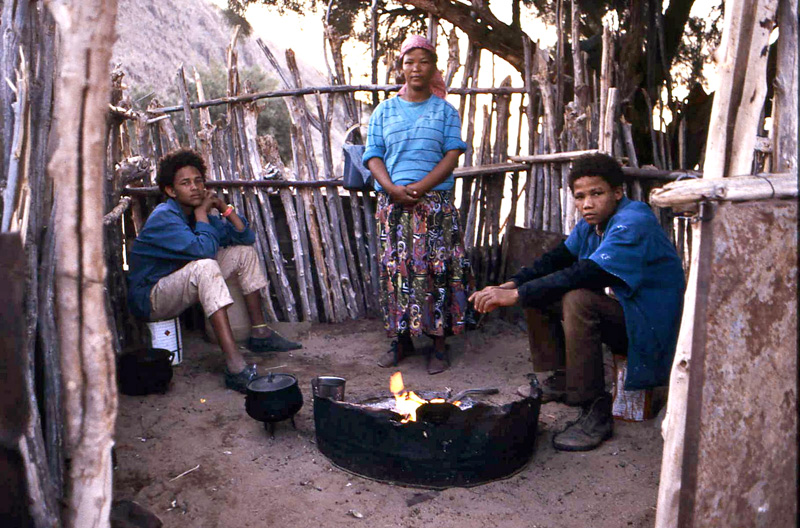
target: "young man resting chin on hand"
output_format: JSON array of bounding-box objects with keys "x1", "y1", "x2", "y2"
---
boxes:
[{"x1": 127, "y1": 148, "x2": 301, "y2": 394}]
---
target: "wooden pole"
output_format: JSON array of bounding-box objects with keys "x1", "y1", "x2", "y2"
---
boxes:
[
  {"x1": 192, "y1": 66, "x2": 217, "y2": 178},
  {"x1": 370, "y1": 0, "x2": 379, "y2": 107},
  {"x1": 600, "y1": 87, "x2": 618, "y2": 153},
  {"x1": 444, "y1": 27, "x2": 460, "y2": 86},
  {"x1": 322, "y1": 24, "x2": 375, "y2": 315},
  {"x1": 570, "y1": 0, "x2": 589, "y2": 150},
  {"x1": 702, "y1": 0, "x2": 778, "y2": 180},
  {"x1": 1, "y1": 48, "x2": 29, "y2": 233},
  {"x1": 176, "y1": 65, "x2": 197, "y2": 150},
  {"x1": 0, "y1": 0, "x2": 30, "y2": 197},
  {"x1": 29, "y1": 6, "x2": 63, "y2": 509},
  {"x1": 555, "y1": 0, "x2": 564, "y2": 134},
  {"x1": 650, "y1": 173, "x2": 795, "y2": 208},
  {"x1": 641, "y1": 89, "x2": 662, "y2": 169},
  {"x1": 46, "y1": 0, "x2": 119, "y2": 526},
  {"x1": 286, "y1": 51, "x2": 352, "y2": 320},
  {"x1": 533, "y1": 126, "x2": 546, "y2": 230},
  {"x1": 427, "y1": 12, "x2": 438, "y2": 45},
  {"x1": 311, "y1": 93, "x2": 360, "y2": 318},
  {"x1": 290, "y1": 125, "x2": 337, "y2": 321},
  {"x1": 458, "y1": 42, "x2": 481, "y2": 229},
  {"x1": 148, "y1": 84, "x2": 529, "y2": 115},
  {"x1": 260, "y1": 134, "x2": 315, "y2": 321},
  {"x1": 224, "y1": 34, "x2": 285, "y2": 320},
  {"x1": 522, "y1": 36, "x2": 536, "y2": 228},
  {"x1": 240, "y1": 87, "x2": 299, "y2": 322},
  {"x1": 510, "y1": 149, "x2": 600, "y2": 163},
  {"x1": 258, "y1": 39, "x2": 333, "y2": 322},
  {"x1": 348, "y1": 191, "x2": 377, "y2": 315},
  {"x1": 621, "y1": 116, "x2": 643, "y2": 201},
  {"x1": 598, "y1": 23, "x2": 613, "y2": 152},
  {"x1": 655, "y1": 1, "x2": 780, "y2": 525},
  {"x1": 769, "y1": 0, "x2": 798, "y2": 174}
]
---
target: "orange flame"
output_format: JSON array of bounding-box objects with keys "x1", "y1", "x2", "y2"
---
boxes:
[
  {"x1": 390, "y1": 372, "x2": 427, "y2": 422},
  {"x1": 389, "y1": 372, "x2": 464, "y2": 423}
]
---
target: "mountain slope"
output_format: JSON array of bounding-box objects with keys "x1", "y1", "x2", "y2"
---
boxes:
[{"x1": 113, "y1": 0, "x2": 328, "y2": 101}]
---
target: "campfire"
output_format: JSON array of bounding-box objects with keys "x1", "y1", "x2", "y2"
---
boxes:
[
  {"x1": 313, "y1": 375, "x2": 542, "y2": 489},
  {"x1": 389, "y1": 372, "x2": 461, "y2": 423}
]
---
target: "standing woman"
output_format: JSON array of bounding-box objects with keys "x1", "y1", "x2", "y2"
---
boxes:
[{"x1": 363, "y1": 35, "x2": 473, "y2": 375}]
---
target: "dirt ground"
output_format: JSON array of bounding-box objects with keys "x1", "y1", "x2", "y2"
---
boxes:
[{"x1": 114, "y1": 317, "x2": 664, "y2": 528}]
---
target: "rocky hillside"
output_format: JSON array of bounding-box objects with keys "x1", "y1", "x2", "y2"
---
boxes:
[
  {"x1": 113, "y1": 0, "x2": 333, "y2": 100},
  {"x1": 113, "y1": 0, "x2": 347, "y2": 167},
  {"x1": 113, "y1": 0, "x2": 269, "y2": 95}
]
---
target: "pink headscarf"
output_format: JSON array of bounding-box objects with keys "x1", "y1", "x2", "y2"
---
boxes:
[{"x1": 397, "y1": 35, "x2": 448, "y2": 99}]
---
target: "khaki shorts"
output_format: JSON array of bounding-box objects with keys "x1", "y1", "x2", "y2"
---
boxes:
[{"x1": 149, "y1": 245, "x2": 267, "y2": 320}]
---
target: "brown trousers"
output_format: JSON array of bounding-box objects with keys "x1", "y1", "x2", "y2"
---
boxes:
[{"x1": 525, "y1": 288, "x2": 627, "y2": 404}]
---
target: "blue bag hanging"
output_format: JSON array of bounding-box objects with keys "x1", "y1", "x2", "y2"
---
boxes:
[{"x1": 342, "y1": 144, "x2": 373, "y2": 191}]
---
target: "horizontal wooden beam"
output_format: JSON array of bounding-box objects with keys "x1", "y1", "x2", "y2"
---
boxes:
[
  {"x1": 622, "y1": 168, "x2": 700, "y2": 182},
  {"x1": 121, "y1": 163, "x2": 533, "y2": 197},
  {"x1": 147, "y1": 84, "x2": 528, "y2": 115},
  {"x1": 123, "y1": 179, "x2": 342, "y2": 195},
  {"x1": 454, "y1": 162, "x2": 531, "y2": 177},
  {"x1": 510, "y1": 151, "x2": 698, "y2": 182},
  {"x1": 650, "y1": 172, "x2": 796, "y2": 208},
  {"x1": 509, "y1": 150, "x2": 600, "y2": 163}
]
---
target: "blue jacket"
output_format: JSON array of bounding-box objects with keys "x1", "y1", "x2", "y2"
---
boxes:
[
  {"x1": 565, "y1": 197, "x2": 685, "y2": 390},
  {"x1": 127, "y1": 198, "x2": 255, "y2": 320}
]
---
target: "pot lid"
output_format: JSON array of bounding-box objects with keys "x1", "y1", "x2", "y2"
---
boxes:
[{"x1": 248, "y1": 373, "x2": 297, "y2": 392}]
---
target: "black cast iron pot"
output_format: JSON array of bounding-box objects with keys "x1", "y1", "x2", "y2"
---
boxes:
[
  {"x1": 117, "y1": 348, "x2": 173, "y2": 396},
  {"x1": 245, "y1": 373, "x2": 303, "y2": 432}
]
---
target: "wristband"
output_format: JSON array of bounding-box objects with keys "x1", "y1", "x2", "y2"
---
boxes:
[{"x1": 221, "y1": 205, "x2": 234, "y2": 218}]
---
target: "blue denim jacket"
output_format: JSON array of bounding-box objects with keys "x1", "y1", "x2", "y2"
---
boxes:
[{"x1": 127, "y1": 198, "x2": 255, "y2": 320}]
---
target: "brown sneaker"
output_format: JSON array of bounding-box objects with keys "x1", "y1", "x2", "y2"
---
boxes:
[{"x1": 552, "y1": 393, "x2": 613, "y2": 451}]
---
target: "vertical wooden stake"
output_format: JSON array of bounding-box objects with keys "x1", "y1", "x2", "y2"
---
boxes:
[{"x1": 46, "y1": 1, "x2": 119, "y2": 526}]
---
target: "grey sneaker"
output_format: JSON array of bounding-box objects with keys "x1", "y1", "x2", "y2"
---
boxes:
[
  {"x1": 248, "y1": 332, "x2": 302, "y2": 353},
  {"x1": 552, "y1": 392, "x2": 613, "y2": 451},
  {"x1": 224, "y1": 364, "x2": 258, "y2": 393}
]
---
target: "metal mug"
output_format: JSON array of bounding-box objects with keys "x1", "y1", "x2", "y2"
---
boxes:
[{"x1": 311, "y1": 376, "x2": 346, "y2": 401}]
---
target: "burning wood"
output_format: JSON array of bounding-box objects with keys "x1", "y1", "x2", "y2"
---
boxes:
[
  {"x1": 389, "y1": 372, "x2": 462, "y2": 423},
  {"x1": 389, "y1": 372, "x2": 428, "y2": 422}
]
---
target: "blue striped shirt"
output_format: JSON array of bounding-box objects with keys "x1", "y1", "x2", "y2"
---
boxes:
[{"x1": 362, "y1": 95, "x2": 467, "y2": 191}]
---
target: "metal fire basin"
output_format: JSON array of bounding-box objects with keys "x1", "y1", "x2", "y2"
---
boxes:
[{"x1": 313, "y1": 392, "x2": 541, "y2": 489}]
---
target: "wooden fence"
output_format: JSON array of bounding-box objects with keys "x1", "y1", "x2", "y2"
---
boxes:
[{"x1": 103, "y1": 27, "x2": 693, "y2": 352}]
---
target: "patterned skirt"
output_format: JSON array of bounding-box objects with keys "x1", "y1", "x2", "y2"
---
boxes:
[{"x1": 376, "y1": 191, "x2": 474, "y2": 338}]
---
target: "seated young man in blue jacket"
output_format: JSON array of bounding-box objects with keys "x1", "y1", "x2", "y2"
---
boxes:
[
  {"x1": 470, "y1": 153, "x2": 684, "y2": 451},
  {"x1": 128, "y1": 149, "x2": 300, "y2": 393}
]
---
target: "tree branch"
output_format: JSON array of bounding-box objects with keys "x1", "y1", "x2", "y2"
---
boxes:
[{"x1": 399, "y1": 0, "x2": 527, "y2": 71}]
